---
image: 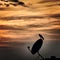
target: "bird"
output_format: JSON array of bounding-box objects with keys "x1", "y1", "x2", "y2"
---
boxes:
[{"x1": 27, "y1": 34, "x2": 44, "y2": 60}]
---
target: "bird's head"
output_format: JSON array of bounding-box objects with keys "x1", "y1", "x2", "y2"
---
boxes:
[{"x1": 38, "y1": 34, "x2": 44, "y2": 40}]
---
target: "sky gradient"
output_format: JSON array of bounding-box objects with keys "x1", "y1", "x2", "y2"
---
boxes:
[
  {"x1": 0, "y1": 0, "x2": 60, "y2": 43},
  {"x1": 0, "y1": 0, "x2": 60, "y2": 58}
]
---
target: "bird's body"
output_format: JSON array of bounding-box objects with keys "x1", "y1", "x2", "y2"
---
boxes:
[
  {"x1": 31, "y1": 39, "x2": 43, "y2": 55},
  {"x1": 27, "y1": 34, "x2": 44, "y2": 60}
]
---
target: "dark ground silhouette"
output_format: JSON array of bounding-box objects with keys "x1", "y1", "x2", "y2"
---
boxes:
[{"x1": 45, "y1": 56, "x2": 60, "y2": 60}]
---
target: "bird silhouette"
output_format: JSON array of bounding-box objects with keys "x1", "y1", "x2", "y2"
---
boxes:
[{"x1": 27, "y1": 34, "x2": 44, "y2": 60}]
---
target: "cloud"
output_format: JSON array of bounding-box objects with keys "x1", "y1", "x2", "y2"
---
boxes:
[
  {"x1": 49, "y1": 29, "x2": 60, "y2": 35},
  {"x1": 0, "y1": 8, "x2": 6, "y2": 10},
  {"x1": 0, "y1": 25, "x2": 25, "y2": 30},
  {"x1": 46, "y1": 4, "x2": 60, "y2": 7},
  {"x1": 0, "y1": 14, "x2": 60, "y2": 21},
  {"x1": 27, "y1": 24, "x2": 44, "y2": 28},
  {"x1": 44, "y1": 20, "x2": 60, "y2": 26},
  {"x1": 0, "y1": 35, "x2": 32, "y2": 44},
  {"x1": 9, "y1": 0, "x2": 18, "y2": 2},
  {"x1": 26, "y1": 20, "x2": 60, "y2": 28},
  {"x1": 42, "y1": 28, "x2": 60, "y2": 34},
  {"x1": 0, "y1": 36, "x2": 19, "y2": 43},
  {"x1": 0, "y1": 37, "x2": 12, "y2": 42},
  {"x1": 0, "y1": 16, "x2": 44, "y2": 20},
  {"x1": 38, "y1": 0, "x2": 60, "y2": 3},
  {"x1": 49, "y1": 14, "x2": 60, "y2": 19}
]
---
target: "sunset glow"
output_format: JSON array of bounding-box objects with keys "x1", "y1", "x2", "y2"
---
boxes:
[{"x1": 0, "y1": 0, "x2": 60, "y2": 47}]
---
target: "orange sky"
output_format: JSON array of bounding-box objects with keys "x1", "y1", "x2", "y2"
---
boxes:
[{"x1": 0, "y1": 0, "x2": 60, "y2": 47}]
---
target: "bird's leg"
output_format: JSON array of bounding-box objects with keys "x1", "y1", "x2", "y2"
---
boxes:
[{"x1": 37, "y1": 52, "x2": 44, "y2": 60}]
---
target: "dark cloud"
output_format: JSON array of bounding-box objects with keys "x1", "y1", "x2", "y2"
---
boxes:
[
  {"x1": 41, "y1": 29, "x2": 60, "y2": 35},
  {"x1": 38, "y1": 0, "x2": 60, "y2": 3},
  {"x1": 49, "y1": 29, "x2": 60, "y2": 35},
  {"x1": 27, "y1": 24, "x2": 44, "y2": 28},
  {"x1": 0, "y1": 37, "x2": 20, "y2": 44},
  {"x1": 0, "y1": 36, "x2": 15, "y2": 46},
  {"x1": 44, "y1": 20, "x2": 60, "y2": 26},
  {"x1": 38, "y1": 1, "x2": 49, "y2": 3},
  {"x1": 9, "y1": 0, "x2": 18, "y2": 2},
  {"x1": 27, "y1": 20, "x2": 60, "y2": 28},
  {"x1": 0, "y1": 25, "x2": 25, "y2": 30},
  {"x1": 48, "y1": 14, "x2": 60, "y2": 19},
  {"x1": 0, "y1": 36, "x2": 31, "y2": 46},
  {"x1": 46, "y1": 4, "x2": 60, "y2": 7},
  {"x1": 0, "y1": 16, "x2": 44, "y2": 20},
  {"x1": 0, "y1": 36, "x2": 20, "y2": 43},
  {"x1": 0, "y1": 0, "x2": 28, "y2": 7},
  {"x1": 0, "y1": 8, "x2": 6, "y2": 10},
  {"x1": 0, "y1": 14, "x2": 60, "y2": 21},
  {"x1": 0, "y1": 37, "x2": 12, "y2": 42}
]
